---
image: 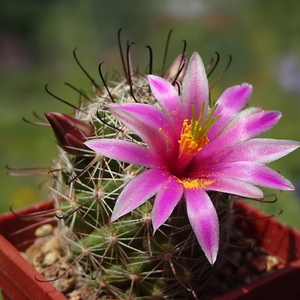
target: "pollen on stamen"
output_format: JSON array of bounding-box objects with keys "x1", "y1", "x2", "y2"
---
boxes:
[
  {"x1": 179, "y1": 178, "x2": 214, "y2": 189},
  {"x1": 178, "y1": 120, "x2": 209, "y2": 157}
]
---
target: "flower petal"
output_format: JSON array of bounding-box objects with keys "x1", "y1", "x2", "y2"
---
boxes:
[
  {"x1": 209, "y1": 84, "x2": 253, "y2": 140},
  {"x1": 185, "y1": 188, "x2": 219, "y2": 265},
  {"x1": 207, "y1": 178, "x2": 264, "y2": 199},
  {"x1": 213, "y1": 138, "x2": 300, "y2": 164},
  {"x1": 111, "y1": 169, "x2": 169, "y2": 222},
  {"x1": 198, "y1": 108, "x2": 282, "y2": 160},
  {"x1": 85, "y1": 139, "x2": 164, "y2": 168},
  {"x1": 147, "y1": 75, "x2": 183, "y2": 127},
  {"x1": 182, "y1": 52, "x2": 209, "y2": 119},
  {"x1": 164, "y1": 53, "x2": 187, "y2": 82},
  {"x1": 205, "y1": 161, "x2": 295, "y2": 191},
  {"x1": 108, "y1": 103, "x2": 176, "y2": 145},
  {"x1": 152, "y1": 176, "x2": 183, "y2": 233},
  {"x1": 108, "y1": 105, "x2": 168, "y2": 153},
  {"x1": 222, "y1": 108, "x2": 281, "y2": 140}
]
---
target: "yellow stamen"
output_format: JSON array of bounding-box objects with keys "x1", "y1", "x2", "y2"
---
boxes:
[
  {"x1": 178, "y1": 104, "x2": 221, "y2": 158},
  {"x1": 178, "y1": 120, "x2": 209, "y2": 157},
  {"x1": 179, "y1": 178, "x2": 214, "y2": 189}
]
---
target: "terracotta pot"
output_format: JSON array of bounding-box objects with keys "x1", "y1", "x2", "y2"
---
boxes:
[
  {"x1": 215, "y1": 200, "x2": 300, "y2": 300},
  {"x1": 1, "y1": 200, "x2": 300, "y2": 300},
  {"x1": 0, "y1": 199, "x2": 66, "y2": 300}
]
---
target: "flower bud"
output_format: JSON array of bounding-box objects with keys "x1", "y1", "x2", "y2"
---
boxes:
[
  {"x1": 164, "y1": 53, "x2": 187, "y2": 83},
  {"x1": 45, "y1": 112, "x2": 94, "y2": 155}
]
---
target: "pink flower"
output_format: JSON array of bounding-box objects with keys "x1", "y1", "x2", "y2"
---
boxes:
[{"x1": 85, "y1": 52, "x2": 300, "y2": 264}]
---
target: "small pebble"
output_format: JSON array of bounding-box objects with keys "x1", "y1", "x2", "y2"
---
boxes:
[
  {"x1": 35, "y1": 224, "x2": 53, "y2": 237},
  {"x1": 265, "y1": 255, "x2": 279, "y2": 271},
  {"x1": 43, "y1": 236, "x2": 62, "y2": 253},
  {"x1": 43, "y1": 249, "x2": 61, "y2": 266},
  {"x1": 25, "y1": 244, "x2": 44, "y2": 267},
  {"x1": 60, "y1": 277, "x2": 75, "y2": 290}
]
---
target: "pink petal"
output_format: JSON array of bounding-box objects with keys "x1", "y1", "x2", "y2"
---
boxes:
[
  {"x1": 198, "y1": 108, "x2": 282, "y2": 160},
  {"x1": 111, "y1": 169, "x2": 169, "y2": 222},
  {"x1": 164, "y1": 53, "x2": 187, "y2": 82},
  {"x1": 152, "y1": 176, "x2": 183, "y2": 233},
  {"x1": 205, "y1": 161, "x2": 295, "y2": 191},
  {"x1": 182, "y1": 52, "x2": 209, "y2": 119},
  {"x1": 206, "y1": 178, "x2": 264, "y2": 199},
  {"x1": 108, "y1": 105, "x2": 168, "y2": 153},
  {"x1": 84, "y1": 139, "x2": 164, "y2": 168},
  {"x1": 213, "y1": 138, "x2": 300, "y2": 164},
  {"x1": 147, "y1": 75, "x2": 183, "y2": 127},
  {"x1": 222, "y1": 108, "x2": 281, "y2": 140},
  {"x1": 108, "y1": 103, "x2": 176, "y2": 143},
  {"x1": 185, "y1": 188, "x2": 219, "y2": 265},
  {"x1": 209, "y1": 84, "x2": 253, "y2": 140}
]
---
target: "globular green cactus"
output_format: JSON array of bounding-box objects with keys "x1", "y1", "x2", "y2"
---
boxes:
[
  {"x1": 44, "y1": 33, "x2": 234, "y2": 299},
  {"x1": 37, "y1": 30, "x2": 300, "y2": 299}
]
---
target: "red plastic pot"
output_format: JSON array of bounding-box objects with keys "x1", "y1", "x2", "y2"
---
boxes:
[
  {"x1": 1, "y1": 200, "x2": 300, "y2": 300},
  {"x1": 216, "y1": 201, "x2": 300, "y2": 300},
  {"x1": 0, "y1": 199, "x2": 66, "y2": 300}
]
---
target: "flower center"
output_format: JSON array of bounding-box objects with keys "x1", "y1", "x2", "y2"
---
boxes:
[
  {"x1": 178, "y1": 103, "x2": 220, "y2": 159},
  {"x1": 178, "y1": 119, "x2": 209, "y2": 157}
]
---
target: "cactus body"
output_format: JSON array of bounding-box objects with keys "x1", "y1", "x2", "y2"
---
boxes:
[{"x1": 47, "y1": 60, "x2": 233, "y2": 299}]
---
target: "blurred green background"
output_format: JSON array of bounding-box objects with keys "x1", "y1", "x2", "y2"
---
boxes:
[{"x1": 1, "y1": 0, "x2": 300, "y2": 228}]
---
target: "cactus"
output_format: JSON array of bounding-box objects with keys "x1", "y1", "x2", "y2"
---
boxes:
[
  {"x1": 20, "y1": 31, "x2": 299, "y2": 299},
  {"x1": 41, "y1": 33, "x2": 233, "y2": 299}
]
